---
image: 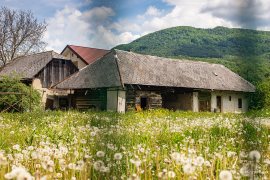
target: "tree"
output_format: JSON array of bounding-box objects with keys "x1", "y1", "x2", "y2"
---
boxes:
[
  {"x1": 0, "y1": 7, "x2": 47, "y2": 66},
  {"x1": 0, "y1": 75, "x2": 41, "y2": 112}
]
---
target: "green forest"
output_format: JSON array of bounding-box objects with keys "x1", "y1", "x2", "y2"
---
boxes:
[{"x1": 114, "y1": 26, "x2": 270, "y2": 85}]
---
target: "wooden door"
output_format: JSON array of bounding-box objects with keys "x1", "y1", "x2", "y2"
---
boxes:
[{"x1": 216, "y1": 96, "x2": 222, "y2": 112}]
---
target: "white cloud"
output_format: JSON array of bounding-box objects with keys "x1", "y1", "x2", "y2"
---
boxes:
[
  {"x1": 43, "y1": 6, "x2": 91, "y2": 52},
  {"x1": 110, "y1": 0, "x2": 234, "y2": 44},
  {"x1": 44, "y1": 5, "x2": 140, "y2": 52},
  {"x1": 44, "y1": 0, "x2": 270, "y2": 51},
  {"x1": 201, "y1": 0, "x2": 270, "y2": 28}
]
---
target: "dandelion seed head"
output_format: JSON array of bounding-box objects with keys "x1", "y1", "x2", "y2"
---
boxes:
[
  {"x1": 93, "y1": 160, "x2": 104, "y2": 171},
  {"x1": 219, "y1": 170, "x2": 233, "y2": 180},
  {"x1": 249, "y1": 150, "x2": 261, "y2": 162},
  {"x1": 114, "y1": 153, "x2": 123, "y2": 160},
  {"x1": 239, "y1": 165, "x2": 251, "y2": 177},
  {"x1": 168, "y1": 171, "x2": 176, "y2": 178},
  {"x1": 183, "y1": 164, "x2": 195, "y2": 174},
  {"x1": 96, "y1": 151, "x2": 105, "y2": 158}
]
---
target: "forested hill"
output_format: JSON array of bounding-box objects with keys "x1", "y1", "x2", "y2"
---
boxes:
[
  {"x1": 114, "y1": 26, "x2": 270, "y2": 84},
  {"x1": 114, "y1": 26, "x2": 270, "y2": 58}
]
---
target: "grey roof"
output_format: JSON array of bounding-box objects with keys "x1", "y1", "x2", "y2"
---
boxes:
[
  {"x1": 55, "y1": 50, "x2": 255, "y2": 92},
  {"x1": 0, "y1": 51, "x2": 69, "y2": 79},
  {"x1": 54, "y1": 52, "x2": 121, "y2": 89}
]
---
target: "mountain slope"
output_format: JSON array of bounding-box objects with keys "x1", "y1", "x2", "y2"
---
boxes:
[
  {"x1": 114, "y1": 26, "x2": 270, "y2": 83},
  {"x1": 115, "y1": 26, "x2": 270, "y2": 58}
]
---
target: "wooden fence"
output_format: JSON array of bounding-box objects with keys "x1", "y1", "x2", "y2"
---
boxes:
[{"x1": 0, "y1": 91, "x2": 33, "y2": 113}]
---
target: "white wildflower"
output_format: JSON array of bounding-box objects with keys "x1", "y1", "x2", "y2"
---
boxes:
[
  {"x1": 90, "y1": 131, "x2": 96, "y2": 137},
  {"x1": 13, "y1": 144, "x2": 21, "y2": 151},
  {"x1": 96, "y1": 151, "x2": 105, "y2": 158},
  {"x1": 195, "y1": 156, "x2": 204, "y2": 166},
  {"x1": 4, "y1": 166, "x2": 33, "y2": 180},
  {"x1": 168, "y1": 171, "x2": 176, "y2": 178},
  {"x1": 183, "y1": 164, "x2": 195, "y2": 174},
  {"x1": 114, "y1": 153, "x2": 123, "y2": 160},
  {"x1": 130, "y1": 159, "x2": 141, "y2": 167},
  {"x1": 100, "y1": 166, "x2": 110, "y2": 173},
  {"x1": 239, "y1": 165, "x2": 251, "y2": 177},
  {"x1": 227, "y1": 151, "x2": 237, "y2": 158},
  {"x1": 93, "y1": 160, "x2": 104, "y2": 171},
  {"x1": 239, "y1": 151, "x2": 247, "y2": 158},
  {"x1": 107, "y1": 143, "x2": 115, "y2": 150},
  {"x1": 204, "y1": 160, "x2": 211, "y2": 167},
  {"x1": 219, "y1": 170, "x2": 233, "y2": 180},
  {"x1": 248, "y1": 150, "x2": 261, "y2": 162},
  {"x1": 68, "y1": 163, "x2": 76, "y2": 170},
  {"x1": 263, "y1": 159, "x2": 270, "y2": 165},
  {"x1": 170, "y1": 152, "x2": 181, "y2": 162},
  {"x1": 158, "y1": 171, "x2": 166, "y2": 179}
]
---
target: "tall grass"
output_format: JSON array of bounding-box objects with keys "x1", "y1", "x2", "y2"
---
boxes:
[{"x1": 0, "y1": 109, "x2": 269, "y2": 179}]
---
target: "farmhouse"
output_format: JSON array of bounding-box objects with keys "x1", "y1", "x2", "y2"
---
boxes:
[
  {"x1": 54, "y1": 49, "x2": 255, "y2": 113},
  {"x1": 61, "y1": 45, "x2": 110, "y2": 69},
  {"x1": 0, "y1": 51, "x2": 78, "y2": 109}
]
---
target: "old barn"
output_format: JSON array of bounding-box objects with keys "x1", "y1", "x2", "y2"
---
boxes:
[
  {"x1": 0, "y1": 51, "x2": 78, "y2": 109},
  {"x1": 55, "y1": 50, "x2": 255, "y2": 113},
  {"x1": 61, "y1": 45, "x2": 110, "y2": 69}
]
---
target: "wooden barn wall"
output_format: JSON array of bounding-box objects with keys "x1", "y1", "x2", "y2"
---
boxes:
[
  {"x1": 72, "y1": 89, "x2": 107, "y2": 111},
  {"x1": 126, "y1": 89, "x2": 162, "y2": 110},
  {"x1": 162, "y1": 93, "x2": 193, "y2": 111},
  {"x1": 35, "y1": 59, "x2": 78, "y2": 88}
]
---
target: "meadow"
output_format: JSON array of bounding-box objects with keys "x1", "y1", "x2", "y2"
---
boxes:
[{"x1": 0, "y1": 109, "x2": 269, "y2": 180}]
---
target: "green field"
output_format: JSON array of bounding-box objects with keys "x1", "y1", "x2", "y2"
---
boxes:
[{"x1": 0, "y1": 110, "x2": 269, "y2": 179}]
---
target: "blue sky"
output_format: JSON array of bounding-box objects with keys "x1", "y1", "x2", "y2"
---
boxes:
[{"x1": 1, "y1": 0, "x2": 270, "y2": 52}]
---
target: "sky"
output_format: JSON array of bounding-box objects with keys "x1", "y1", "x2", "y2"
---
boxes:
[{"x1": 1, "y1": 0, "x2": 270, "y2": 53}]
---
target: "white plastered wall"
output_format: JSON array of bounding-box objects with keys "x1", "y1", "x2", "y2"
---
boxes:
[
  {"x1": 61, "y1": 48, "x2": 87, "y2": 69},
  {"x1": 211, "y1": 91, "x2": 248, "y2": 113},
  {"x1": 32, "y1": 78, "x2": 71, "y2": 109},
  {"x1": 192, "y1": 92, "x2": 199, "y2": 112},
  {"x1": 107, "y1": 89, "x2": 126, "y2": 113}
]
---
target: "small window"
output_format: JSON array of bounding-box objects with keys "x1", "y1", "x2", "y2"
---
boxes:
[
  {"x1": 229, "y1": 96, "x2": 231, "y2": 101},
  {"x1": 238, "y1": 98, "x2": 242, "y2": 108}
]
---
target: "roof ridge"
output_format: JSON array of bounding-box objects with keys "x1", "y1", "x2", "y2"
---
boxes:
[
  {"x1": 1, "y1": 51, "x2": 54, "y2": 69},
  {"x1": 69, "y1": 45, "x2": 109, "y2": 51},
  {"x1": 113, "y1": 51, "x2": 124, "y2": 88},
  {"x1": 114, "y1": 49, "x2": 223, "y2": 66}
]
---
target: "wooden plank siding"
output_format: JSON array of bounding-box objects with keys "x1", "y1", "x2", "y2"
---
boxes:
[
  {"x1": 35, "y1": 59, "x2": 78, "y2": 88},
  {"x1": 72, "y1": 89, "x2": 107, "y2": 111}
]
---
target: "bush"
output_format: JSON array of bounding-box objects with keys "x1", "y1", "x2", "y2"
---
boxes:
[
  {"x1": 0, "y1": 75, "x2": 41, "y2": 112},
  {"x1": 250, "y1": 78, "x2": 270, "y2": 109}
]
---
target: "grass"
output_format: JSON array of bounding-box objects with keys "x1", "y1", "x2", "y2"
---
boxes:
[{"x1": 0, "y1": 109, "x2": 269, "y2": 179}]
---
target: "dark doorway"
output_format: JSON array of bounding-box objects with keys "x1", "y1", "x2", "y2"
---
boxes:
[
  {"x1": 198, "y1": 92, "x2": 211, "y2": 112},
  {"x1": 45, "y1": 99, "x2": 54, "y2": 110},
  {"x1": 216, "y1": 96, "x2": 222, "y2": 112},
  {"x1": 140, "y1": 97, "x2": 148, "y2": 110},
  {"x1": 59, "y1": 98, "x2": 68, "y2": 109}
]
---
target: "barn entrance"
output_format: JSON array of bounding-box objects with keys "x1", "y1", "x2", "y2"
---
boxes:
[
  {"x1": 198, "y1": 92, "x2": 211, "y2": 112},
  {"x1": 59, "y1": 97, "x2": 69, "y2": 110},
  {"x1": 45, "y1": 99, "x2": 54, "y2": 110},
  {"x1": 140, "y1": 97, "x2": 148, "y2": 109},
  {"x1": 216, "y1": 96, "x2": 222, "y2": 112}
]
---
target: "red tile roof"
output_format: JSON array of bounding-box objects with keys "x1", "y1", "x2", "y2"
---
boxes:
[{"x1": 62, "y1": 45, "x2": 110, "y2": 65}]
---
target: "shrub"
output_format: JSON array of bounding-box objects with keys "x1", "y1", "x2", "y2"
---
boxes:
[
  {"x1": 0, "y1": 75, "x2": 41, "y2": 112},
  {"x1": 249, "y1": 78, "x2": 270, "y2": 109}
]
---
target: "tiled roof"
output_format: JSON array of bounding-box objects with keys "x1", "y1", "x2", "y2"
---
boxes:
[{"x1": 62, "y1": 45, "x2": 110, "y2": 65}]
